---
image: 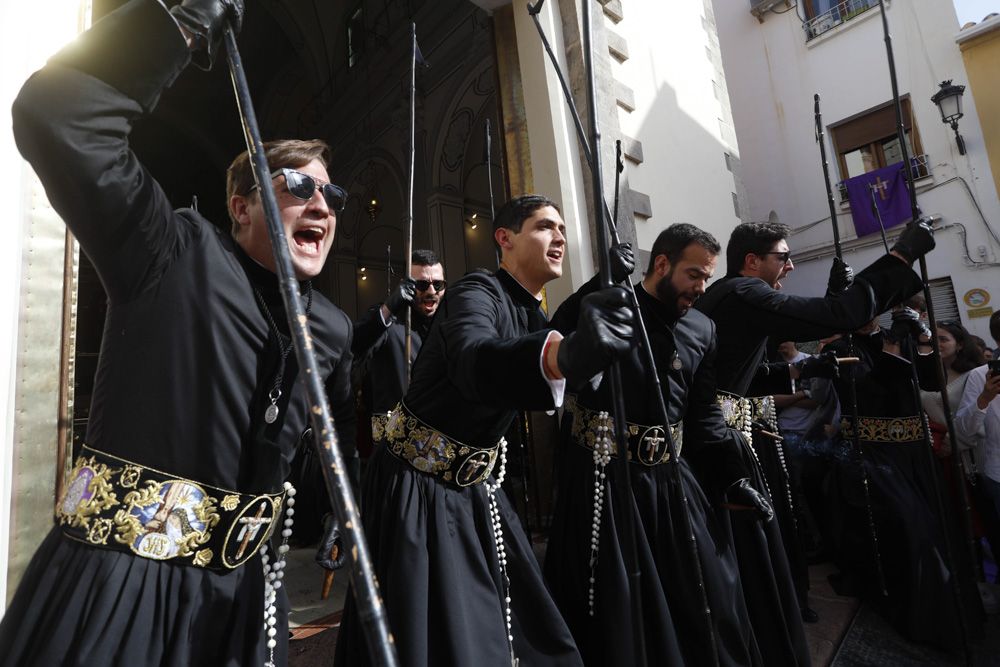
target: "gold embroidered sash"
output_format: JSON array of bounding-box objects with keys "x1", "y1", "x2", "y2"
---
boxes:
[{"x1": 57, "y1": 445, "x2": 284, "y2": 570}]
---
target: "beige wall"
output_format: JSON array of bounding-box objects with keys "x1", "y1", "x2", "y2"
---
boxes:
[{"x1": 960, "y1": 19, "x2": 1000, "y2": 203}]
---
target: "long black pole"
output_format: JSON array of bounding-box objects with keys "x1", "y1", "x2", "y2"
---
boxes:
[
  {"x1": 222, "y1": 27, "x2": 398, "y2": 667},
  {"x1": 405, "y1": 23, "x2": 417, "y2": 388},
  {"x1": 486, "y1": 118, "x2": 502, "y2": 267},
  {"x1": 486, "y1": 117, "x2": 532, "y2": 533},
  {"x1": 815, "y1": 94, "x2": 888, "y2": 595},
  {"x1": 580, "y1": 5, "x2": 647, "y2": 664},
  {"x1": 877, "y1": 2, "x2": 976, "y2": 658},
  {"x1": 868, "y1": 184, "x2": 891, "y2": 253},
  {"x1": 530, "y1": 2, "x2": 717, "y2": 661},
  {"x1": 527, "y1": 2, "x2": 620, "y2": 242},
  {"x1": 486, "y1": 118, "x2": 496, "y2": 222},
  {"x1": 814, "y1": 95, "x2": 842, "y2": 254},
  {"x1": 612, "y1": 140, "x2": 623, "y2": 227}
]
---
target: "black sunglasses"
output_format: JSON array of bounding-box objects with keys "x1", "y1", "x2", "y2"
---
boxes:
[
  {"x1": 249, "y1": 168, "x2": 347, "y2": 212},
  {"x1": 414, "y1": 279, "x2": 447, "y2": 292},
  {"x1": 761, "y1": 251, "x2": 792, "y2": 263}
]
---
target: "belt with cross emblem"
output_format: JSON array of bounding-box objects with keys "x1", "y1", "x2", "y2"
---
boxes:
[
  {"x1": 840, "y1": 415, "x2": 924, "y2": 443},
  {"x1": 57, "y1": 445, "x2": 285, "y2": 570},
  {"x1": 566, "y1": 396, "x2": 683, "y2": 466},
  {"x1": 382, "y1": 402, "x2": 501, "y2": 487}
]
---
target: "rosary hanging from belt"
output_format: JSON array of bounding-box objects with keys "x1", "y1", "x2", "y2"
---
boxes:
[{"x1": 253, "y1": 282, "x2": 313, "y2": 424}]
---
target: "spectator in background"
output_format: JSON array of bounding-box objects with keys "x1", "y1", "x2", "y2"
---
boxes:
[
  {"x1": 920, "y1": 322, "x2": 1000, "y2": 581},
  {"x1": 921, "y1": 321, "x2": 985, "y2": 465},
  {"x1": 956, "y1": 351, "x2": 1000, "y2": 584},
  {"x1": 991, "y1": 311, "x2": 1000, "y2": 359},
  {"x1": 970, "y1": 335, "x2": 993, "y2": 362},
  {"x1": 774, "y1": 341, "x2": 841, "y2": 562}
]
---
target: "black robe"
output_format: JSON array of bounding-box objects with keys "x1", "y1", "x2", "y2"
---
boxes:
[
  {"x1": 694, "y1": 256, "x2": 923, "y2": 666},
  {"x1": 336, "y1": 269, "x2": 582, "y2": 667},
  {"x1": 545, "y1": 279, "x2": 760, "y2": 667},
  {"x1": 0, "y1": 3, "x2": 355, "y2": 665},
  {"x1": 695, "y1": 255, "x2": 924, "y2": 397},
  {"x1": 352, "y1": 304, "x2": 430, "y2": 417},
  {"x1": 827, "y1": 332, "x2": 981, "y2": 650}
]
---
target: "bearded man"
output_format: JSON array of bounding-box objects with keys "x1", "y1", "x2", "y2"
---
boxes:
[{"x1": 545, "y1": 223, "x2": 769, "y2": 666}]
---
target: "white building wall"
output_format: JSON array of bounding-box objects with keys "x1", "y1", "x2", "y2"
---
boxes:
[
  {"x1": 715, "y1": 0, "x2": 1000, "y2": 341},
  {"x1": 612, "y1": 0, "x2": 744, "y2": 255},
  {"x1": 0, "y1": 0, "x2": 87, "y2": 610}
]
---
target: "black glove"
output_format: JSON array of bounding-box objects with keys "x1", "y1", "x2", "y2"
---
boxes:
[
  {"x1": 385, "y1": 278, "x2": 416, "y2": 318},
  {"x1": 890, "y1": 306, "x2": 931, "y2": 342},
  {"x1": 557, "y1": 287, "x2": 634, "y2": 387},
  {"x1": 315, "y1": 513, "x2": 346, "y2": 571},
  {"x1": 826, "y1": 256, "x2": 854, "y2": 296},
  {"x1": 794, "y1": 350, "x2": 840, "y2": 380},
  {"x1": 890, "y1": 215, "x2": 936, "y2": 263},
  {"x1": 724, "y1": 478, "x2": 774, "y2": 522},
  {"x1": 610, "y1": 242, "x2": 635, "y2": 284},
  {"x1": 170, "y1": 0, "x2": 245, "y2": 70}
]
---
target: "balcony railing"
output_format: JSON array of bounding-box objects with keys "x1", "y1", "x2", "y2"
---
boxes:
[
  {"x1": 837, "y1": 154, "x2": 931, "y2": 202},
  {"x1": 803, "y1": 0, "x2": 878, "y2": 40}
]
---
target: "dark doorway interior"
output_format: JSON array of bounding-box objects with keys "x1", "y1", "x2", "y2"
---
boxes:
[{"x1": 73, "y1": 0, "x2": 508, "y2": 434}]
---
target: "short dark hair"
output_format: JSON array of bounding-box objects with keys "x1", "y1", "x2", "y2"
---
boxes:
[
  {"x1": 725, "y1": 222, "x2": 790, "y2": 276},
  {"x1": 411, "y1": 249, "x2": 440, "y2": 267},
  {"x1": 226, "y1": 139, "x2": 332, "y2": 235},
  {"x1": 493, "y1": 194, "x2": 560, "y2": 251},
  {"x1": 904, "y1": 293, "x2": 927, "y2": 313},
  {"x1": 645, "y1": 223, "x2": 721, "y2": 274},
  {"x1": 990, "y1": 310, "x2": 1000, "y2": 344},
  {"x1": 938, "y1": 320, "x2": 986, "y2": 373}
]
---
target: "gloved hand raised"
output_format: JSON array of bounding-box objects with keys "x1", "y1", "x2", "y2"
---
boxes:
[
  {"x1": 557, "y1": 287, "x2": 634, "y2": 387},
  {"x1": 385, "y1": 278, "x2": 416, "y2": 318},
  {"x1": 170, "y1": 0, "x2": 245, "y2": 70},
  {"x1": 891, "y1": 215, "x2": 936, "y2": 263},
  {"x1": 723, "y1": 478, "x2": 774, "y2": 522},
  {"x1": 793, "y1": 349, "x2": 840, "y2": 380},
  {"x1": 315, "y1": 513, "x2": 346, "y2": 571},
  {"x1": 890, "y1": 306, "x2": 931, "y2": 342},
  {"x1": 826, "y1": 256, "x2": 854, "y2": 296},
  {"x1": 610, "y1": 242, "x2": 635, "y2": 284}
]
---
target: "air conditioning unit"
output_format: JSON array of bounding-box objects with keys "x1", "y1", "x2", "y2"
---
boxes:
[{"x1": 751, "y1": 0, "x2": 790, "y2": 22}]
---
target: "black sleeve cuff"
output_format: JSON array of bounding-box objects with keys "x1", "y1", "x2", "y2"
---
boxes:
[{"x1": 51, "y1": 0, "x2": 191, "y2": 111}]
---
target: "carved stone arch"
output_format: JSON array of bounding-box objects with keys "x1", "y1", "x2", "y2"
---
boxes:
[
  {"x1": 432, "y1": 59, "x2": 497, "y2": 196},
  {"x1": 337, "y1": 149, "x2": 407, "y2": 263}
]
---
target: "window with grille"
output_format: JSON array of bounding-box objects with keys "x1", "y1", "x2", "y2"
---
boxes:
[{"x1": 829, "y1": 98, "x2": 930, "y2": 200}]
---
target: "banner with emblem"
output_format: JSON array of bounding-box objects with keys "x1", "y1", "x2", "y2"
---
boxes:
[{"x1": 843, "y1": 161, "x2": 911, "y2": 238}]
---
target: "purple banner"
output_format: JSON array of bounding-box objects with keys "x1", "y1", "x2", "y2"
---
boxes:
[{"x1": 844, "y1": 162, "x2": 911, "y2": 237}]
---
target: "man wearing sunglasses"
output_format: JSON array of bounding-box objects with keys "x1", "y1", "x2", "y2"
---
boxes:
[
  {"x1": 353, "y1": 249, "x2": 447, "y2": 445},
  {"x1": 693, "y1": 219, "x2": 933, "y2": 666},
  {"x1": 336, "y1": 194, "x2": 635, "y2": 667},
  {"x1": 3, "y1": 1, "x2": 356, "y2": 665}
]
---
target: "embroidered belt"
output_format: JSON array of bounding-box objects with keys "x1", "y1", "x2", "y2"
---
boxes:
[
  {"x1": 371, "y1": 413, "x2": 390, "y2": 443},
  {"x1": 384, "y1": 402, "x2": 500, "y2": 487},
  {"x1": 750, "y1": 395, "x2": 778, "y2": 431},
  {"x1": 56, "y1": 445, "x2": 285, "y2": 570},
  {"x1": 840, "y1": 416, "x2": 924, "y2": 443},
  {"x1": 716, "y1": 391, "x2": 754, "y2": 439},
  {"x1": 566, "y1": 396, "x2": 682, "y2": 466}
]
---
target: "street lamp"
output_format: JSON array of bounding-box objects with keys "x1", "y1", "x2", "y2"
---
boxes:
[{"x1": 931, "y1": 79, "x2": 967, "y2": 155}]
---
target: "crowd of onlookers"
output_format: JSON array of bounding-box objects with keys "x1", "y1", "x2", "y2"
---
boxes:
[{"x1": 775, "y1": 307, "x2": 1000, "y2": 589}]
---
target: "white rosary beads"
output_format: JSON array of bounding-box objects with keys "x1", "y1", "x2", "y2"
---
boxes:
[
  {"x1": 261, "y1": 481, "x2": 295, "y2": 667},
  {"x1": 588, "y1": 411, "x2": 612, "y2": 616},
  {"x1": 485, "y1": 438, "x2": 517, "y2": 665}
]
